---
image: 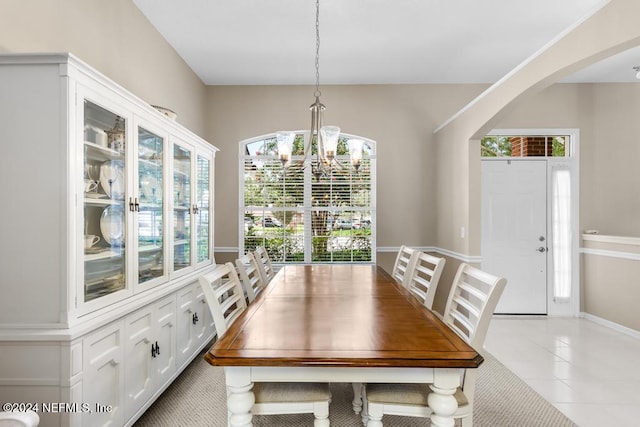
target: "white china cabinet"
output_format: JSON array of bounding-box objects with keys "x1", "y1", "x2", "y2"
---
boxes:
[{"x1": 0, "y1": 53, "x2": 218, "y2": 427}]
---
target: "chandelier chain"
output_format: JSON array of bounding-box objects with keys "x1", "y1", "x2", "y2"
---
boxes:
[{"x1": 314, "y1": 0, "x2": 321, "y2": 97}]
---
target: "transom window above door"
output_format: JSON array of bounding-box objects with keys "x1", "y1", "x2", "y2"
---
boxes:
[
  {"x1": 481, "y1": 135, "x2": 570, "y2": 158},
  {"x1": 239, "y1": 131, "x2": 376, "y2": 263}
]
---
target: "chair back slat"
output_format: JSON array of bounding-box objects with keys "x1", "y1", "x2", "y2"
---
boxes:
[
  {"x1": 405, "y1": 252, "x2": 446, "y2": 310},
  {"x1": 392, "y1": 245, "x2": 417, "y2": 285},
  {"x1": 443, "y1": 263, "x2": 507, "y2": 350},
  {"x1": 198, "y1": 262, "x2": 248, "y2": 338},
  {"x1": 236, "y1": 252, "x2": 267, "y2": 303},
  {"x1": 254, "y1": 246, "x2": 275, "y2": 284}
]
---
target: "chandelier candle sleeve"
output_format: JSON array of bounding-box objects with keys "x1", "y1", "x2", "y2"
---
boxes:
[
  {"x1": 276, "y1": 131, "x2": 295, "y2": 166},
  {"x1": 348, "y1": 138, "x2": 364, "y2": 171},
  {"x1": 320, "y1": 125, "x2": 340, "y2": 162}
]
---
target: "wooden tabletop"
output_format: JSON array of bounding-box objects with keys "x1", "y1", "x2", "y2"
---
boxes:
[{"x1": 205, "y1": 264, "x2": 482, "y2": 369}]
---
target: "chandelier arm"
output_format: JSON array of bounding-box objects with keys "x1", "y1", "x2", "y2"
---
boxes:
[{"x1": 305, "y1": 105, "x2": 317, "y2": 158}]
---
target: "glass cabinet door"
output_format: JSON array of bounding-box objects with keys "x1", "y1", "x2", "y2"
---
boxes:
[
  {"x1": 83, "y1": 100, "x2": 127, "y2": 302},
  {"x1": 173, "y1": 143, "x2": 192, "y2": 272},
  {"x1": 137, "y1": 127, "x2": 165, "y2": 284},
  {"x1": 195, "y1": 154, "x2": 211, "y2": 264}
]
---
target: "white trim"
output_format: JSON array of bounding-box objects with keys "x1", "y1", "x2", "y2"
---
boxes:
[
  {"x1": 582, "y1": 234, "x2": 640, "y2": 246},
  {"x1": 431, "y1": 247, "x2": 482, "y2": 264},
  {"x1": 580, "y1": 312, "x2": 640, "y2": 341},
  {"x1": 580, "y1": 247, "x2": 640, "y2": 261},
  {"x1": 377, "y1": 246, "x2": 482, "y2": 264},
  {"x1": 222, "y1": 245, "x2": 481, "y2": 264},
  {"x1": 215, "y1": 247, "x2": 240, "y2": 253}
]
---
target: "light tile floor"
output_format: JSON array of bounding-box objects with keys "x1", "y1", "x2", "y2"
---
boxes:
[{"x1": 485, "y1": 316, "x2": 640, "y2": 427}]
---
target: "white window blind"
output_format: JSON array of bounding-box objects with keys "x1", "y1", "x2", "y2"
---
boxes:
[{"x1": 240, "y1": 132, "x2": 376, "y2": 263}]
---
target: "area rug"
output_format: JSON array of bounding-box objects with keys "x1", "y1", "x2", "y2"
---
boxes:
[{"x1": 134, "y1": 349, "x2": 576, "y2": 426}]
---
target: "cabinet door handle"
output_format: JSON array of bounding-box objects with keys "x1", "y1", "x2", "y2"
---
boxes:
[
  {"x1": 151, "y1": 343, "x2": 156, "y2": 358},
  {"x1": 155, "y1": 341, "x2": 160, "y2": 356},
  {"x1": 135, "y1": 197, "x2": 140, "y2": 212},
  {"x1": 192, "y1": 312, "x2": 199, "y2": 325},
  {"x1": 129, "y1": 197, "x2": 135, "y2": 212}
]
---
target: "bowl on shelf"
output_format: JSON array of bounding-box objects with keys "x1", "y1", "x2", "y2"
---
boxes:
[{"x1": 151, "y1": 105, "x2": 177, "y2": 121}]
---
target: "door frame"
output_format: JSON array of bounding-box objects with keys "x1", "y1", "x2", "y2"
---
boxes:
[{"x1": 483, "y1": 128, "x2": 580, "y2": 316}]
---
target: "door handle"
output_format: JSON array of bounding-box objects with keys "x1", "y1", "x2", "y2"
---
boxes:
[{"x1": 536, "y1": 246, "x2": 547, "y2": 253}]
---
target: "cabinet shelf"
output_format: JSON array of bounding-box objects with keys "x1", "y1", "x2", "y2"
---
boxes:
[
  {"x1": 139, "y1": 157, "x2": 162, "y2": 169},
  {"x1": 85, "y1": 141, "x2": 124, "y2": 162},
  {"x1": 139, "y1": 244, "x2": 162, "y2": 253},
  {"x1": 85, "y1": 196, "x2": 124, "y2": 206},
  {"x1": 85, "y1": 249, "x2": 124, "y2": 261}
]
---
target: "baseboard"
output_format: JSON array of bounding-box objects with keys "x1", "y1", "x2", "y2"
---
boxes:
[{"x1": 580, "y1": 312, "x2": 640, "y2": 340}]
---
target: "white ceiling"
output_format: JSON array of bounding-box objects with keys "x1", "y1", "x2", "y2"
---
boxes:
[{"x1": 133, "y1": 0, "x2": 640, "y2": 85}]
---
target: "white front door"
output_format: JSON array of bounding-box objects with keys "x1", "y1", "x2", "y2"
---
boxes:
[{"x1": 481, "y1": 160, "x2": 547, "y2": 314}]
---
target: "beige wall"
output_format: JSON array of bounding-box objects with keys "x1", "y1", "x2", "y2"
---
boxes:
[
  {"x1": 496, "y1": 82, "x2": 640, "y2": 237},
  {"x1": 3, "y1": 0, "x2": 639, "y2": 332},
  {"x1": 582, "y1": 238, "x2": 640, "y2": 332},
  {"x1": 205, "y1": 84, "x2": 487, "y2": 250},
  {"x1": 0, "y1": 0, "x2": 208, "y2": 136}
]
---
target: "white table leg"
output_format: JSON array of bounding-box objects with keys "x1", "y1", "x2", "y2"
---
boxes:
[
  {"x1": 351, "y1": 382, "x2": 363, "y2": 414},
  {"x1": 225, "y1": 367, "x2": 255, "y2": 427},
  {"x1": 428, "y1": 368, "x2": 460, "y2": 427}
]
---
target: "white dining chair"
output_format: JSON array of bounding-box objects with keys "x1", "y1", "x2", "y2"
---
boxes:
[
  {"x1": 235, "y1": 252, "x2": 266, "y2": 303},
  {"x1": 254, "y1": 246, "x2": 276, "y2": 284},
  {"x1": 391, "y1": 245, "x2": 417, "y2": 286},
  {"x1": 0, "y1": 410, "x2": 39, "y2": 427},
  {"x1": 199, "y1": 263, "x2": 331, "y2": 427},
  {"x1": 362, "y1": 263, "x2": 507, "y2": 427},
  {"x1": 405, "y1": 252, "x2": 446, "y2": 310}
]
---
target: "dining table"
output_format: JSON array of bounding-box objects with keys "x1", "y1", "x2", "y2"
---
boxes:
[{"x1": 205, "y1": 264, "x2": 483, "y2": 427}]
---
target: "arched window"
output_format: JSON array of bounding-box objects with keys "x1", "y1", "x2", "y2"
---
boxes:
[{"x1": 239, "y1": 131, "x2": 376, "y2": 263}]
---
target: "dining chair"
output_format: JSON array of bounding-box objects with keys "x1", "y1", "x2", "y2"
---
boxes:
[
  {"x1": 362, "y1": 263, "x2": 507, "y2": 427},
  {"x1": 391, "y1": 245, "x2": 417, "y2": 286},
  {"x1": 235, "y1": 252, "x2": 266, "y2": 303},
  {"x1": 404, "y1": 252, "x2": 446, "y2": 310},
  {"x1": 199, "y1": 263, "x2": 331, "y2": 427},
  {"x1": 0, "y1": 410, "x2": 40, "y2": 426},
  {"x1": 254, "y1": 246, "x2": 276, "y2": 284}
]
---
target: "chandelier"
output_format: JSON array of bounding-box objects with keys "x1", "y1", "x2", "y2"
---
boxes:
[{"x1": 277, "y1": 0, "x2": 364, "y2": 180}]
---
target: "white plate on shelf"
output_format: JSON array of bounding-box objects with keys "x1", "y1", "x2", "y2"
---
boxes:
[
  {"x1": 100, "y1": 205, "x2": 125, "y2": 246},
  {"x1": 100, "y1": 160, "x2": 124, "y2": 199}
]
